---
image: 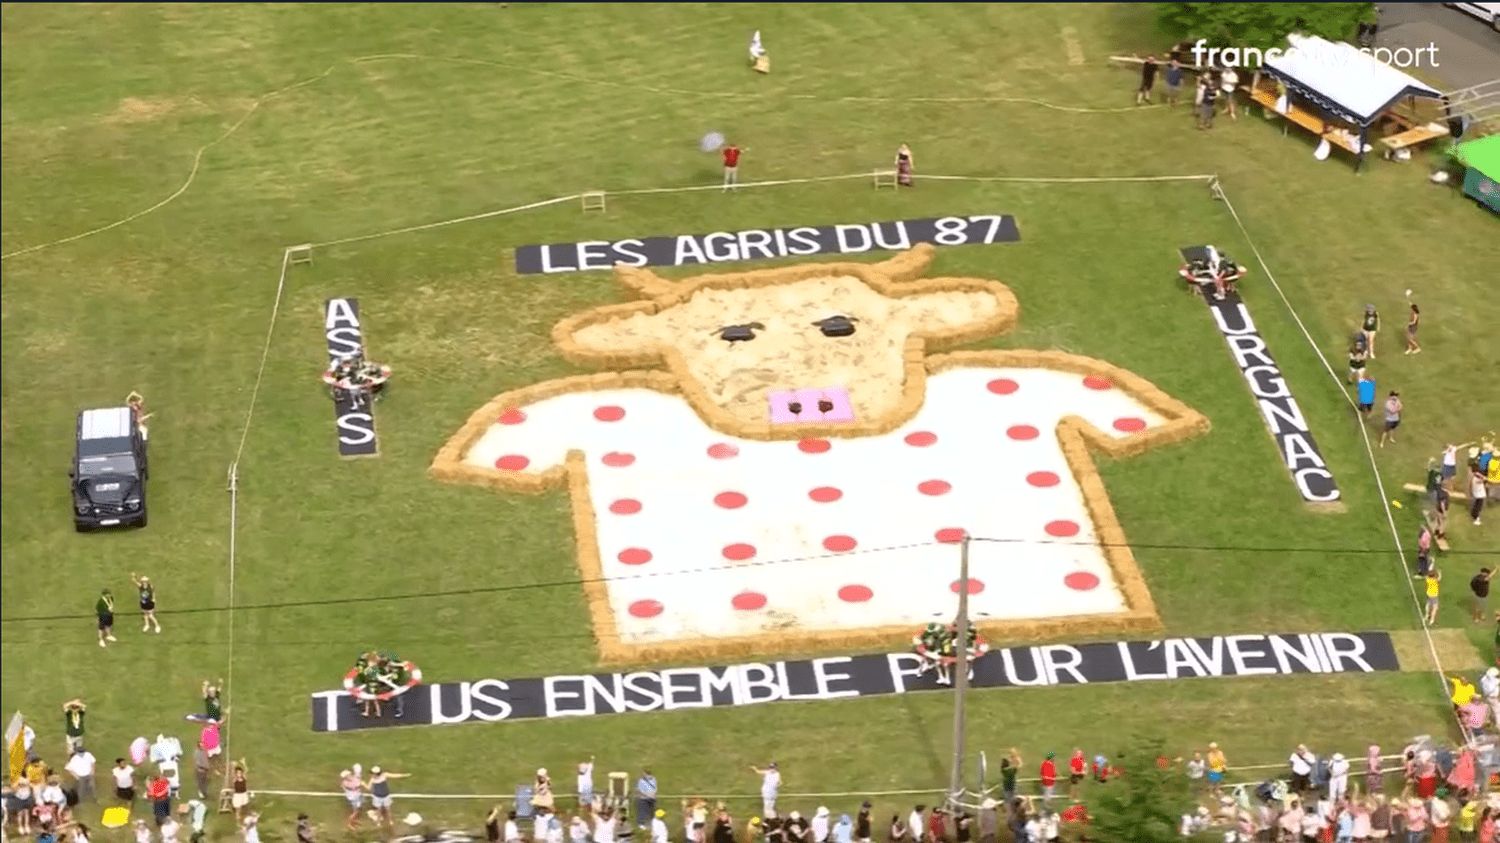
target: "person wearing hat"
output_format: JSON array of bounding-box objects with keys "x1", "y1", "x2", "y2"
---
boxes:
[
  {"x1": 365, "y1": 765, "x2": 412, "y2": 829},
  {"x1": 131, "y1": 572, "x2": 162, "y2": 634},
  {"x1": 534, "y1": 768, "x2": 555, "y2": 812},
  {"x1": 746, "y1": 816, "x2": 764, "y2": 843},
  {"x1": 650, "y1": 809, "x2": 670, "y2": 843},
  {"x1": 1038, "y1": 753, "x2": 1058, "y2": 805},
  {"x1": 1361, "y1": 304, "x2": 1380, "y2": 359},
  {"x1": 855, "y1": 801, "x2": 873, "y2": 843},
  {"x1": 1329, "y1": 752, "x2": 1351, "y2": 804},
  {"x1": 296, "y1": 813, "x2": 315, "y2": 843},
  {"x1": 751, "y1": 762, "x2": 781, "y2": 818},
  {"x1": 833, "y1": 814, "x2": 854, "y2": 843},
  {"x1": 812, "y1": 806, "x2": 831, "y2": 843}
]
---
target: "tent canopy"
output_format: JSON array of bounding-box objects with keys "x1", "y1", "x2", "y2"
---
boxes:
[
  {"x1": 1262, "y1": 34, "x2": 1444, "y2": 127},
  {"x1": 1457, "y1": 134, "x2": 1500, "y2": 181}
]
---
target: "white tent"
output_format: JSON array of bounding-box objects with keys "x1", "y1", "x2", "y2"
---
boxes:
[{"x1": 1262, "y1": 34, "x2": 1444, "y2": 127}]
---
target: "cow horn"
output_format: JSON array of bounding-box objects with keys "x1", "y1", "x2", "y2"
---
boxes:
[
  {"x1": 871, "y1": 243, "x2": 936, "y2": 282},
  {"x1": 614, "y1": 264, "x2": 674, "y2": 298}
]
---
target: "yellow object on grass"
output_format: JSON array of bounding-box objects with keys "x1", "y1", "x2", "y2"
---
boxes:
[
  {"x1": 102, "y1": 806, "x2": 131, "y2": 828},
  {"x1": 1452, "y1": 676, "x2": 1478, "y2": 706}
]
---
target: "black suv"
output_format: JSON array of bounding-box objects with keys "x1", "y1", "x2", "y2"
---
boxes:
[{"x1": 71, "y1": 406, "x2": 148, "y2": 530}]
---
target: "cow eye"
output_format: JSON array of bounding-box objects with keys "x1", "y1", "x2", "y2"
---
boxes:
[{"x1": 814, "y1": 315, "x2": 858, "y2": 337}]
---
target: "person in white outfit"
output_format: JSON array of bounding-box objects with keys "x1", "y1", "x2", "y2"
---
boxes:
[
  {"x1": 651, "y1": 809, "x2": 670, "y2": 843},
  {"x1": 812, "y1": 807, "x2": 831, "y2": 843},
  {"x1": 1328, "y1": 753, "x2": 1350, "y2": 804},
  {"x1": 1483, "y1": 667, "x2": 1500, "y2": 723},
  {"x1": 751, "y1": 762, "x2": 780, "y2": 818}
]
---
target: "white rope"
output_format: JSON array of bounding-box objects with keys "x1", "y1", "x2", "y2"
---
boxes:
[
  {"x1": 919, "y1": 173, "x2": 1216, "y2": 184},
  {"x1": 307, "y1": 195, "x2": 579, "y2": 250},
  {"x1": 1211, "y1": 181, "x2": 1455, "y2": 713}
]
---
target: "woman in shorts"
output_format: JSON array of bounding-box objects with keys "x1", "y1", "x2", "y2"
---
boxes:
[
  {"x1": 95, "y1": 589, "x2": 116, "y2": 649},
  {"x1": 1362, "y1": 304, "x2": 1381, "y2": 359},
  {"x1": 131, "y1": 572, "x2": 161, "y2": 634},
  {"x1": 229, "y1": 763, "x2": 250, "y2": 821},
  {"x1": 341, "y1": 769, "x2": 365, "y2": 830},
  {"x1": 1404, "y1": 303, "x2": 1421, "y2": 354},
  {"x1": 1347, "y1": 334, "x2": 1368, "y2": 384}
]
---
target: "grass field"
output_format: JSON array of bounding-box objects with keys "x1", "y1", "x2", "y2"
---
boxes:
[{"x1": 3, "y1": 3, "x2": 1498, "y2": 839}]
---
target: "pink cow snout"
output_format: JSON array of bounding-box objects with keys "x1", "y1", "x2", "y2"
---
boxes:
[{"x1": 768, "y1": 387, "x2": 855, "y2": 424}]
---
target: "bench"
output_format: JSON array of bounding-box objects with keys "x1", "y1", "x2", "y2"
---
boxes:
[
  {"x1": 1380, "y1": 123, "x2": 1451, "y2": 151},
  {"x1": 1249, "y1": 87, "x2": 1362, "y2": 153}
]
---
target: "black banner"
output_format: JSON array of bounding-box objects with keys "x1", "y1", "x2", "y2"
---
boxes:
[
  {"x1": 323, "y1": 298, "x2": 379, "y2": 458},
  {"x1": 1182, "y1": 247, "x2": 1340, "y2": 503},
  {"x1": 311, "y1": 631, "x2": 1396, "y2": 732},
  {"x1": 513, "y1": 214, "x2": 1021, "y2": 274}
]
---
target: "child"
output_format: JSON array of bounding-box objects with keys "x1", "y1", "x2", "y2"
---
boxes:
[
  {"x1": 1418, "y1": 567, "x2": 1441, "y2": 625},
  {"x1": 1404, "y1": 303, "x2": 1420, "y2": 354},
  {"x1": 1362, "y1": 304, "x2": 1380, "y2": 359},
  {"x1": 1378, "y1": 391, "x2": 1402, "y2": 448},
  {"x1": 1356, "y1": 373, "x2": 1376, "y2": 420}
]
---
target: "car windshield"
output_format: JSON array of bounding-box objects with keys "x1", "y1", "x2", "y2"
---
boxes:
[{"x1": 78, "y1": 455, "x2": 136, "y2": 477}]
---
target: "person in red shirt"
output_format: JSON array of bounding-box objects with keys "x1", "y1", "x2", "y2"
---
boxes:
[
  {"x1": 926, "y1": 806, "x2": 948, "y2": 843},
  {"x1": 1068, "y1": 749, "x2": 1086, "y2": 798},
  {"x1": 722, "y1": 143, "x2": 742, "y2": 191},
  {"x1": 1039, "y1": 753, "x2": 1058, "y2": 805}
]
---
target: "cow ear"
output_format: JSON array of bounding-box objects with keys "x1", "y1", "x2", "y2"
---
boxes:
[
  {"x1": 893, "y1": 280, "x2": 1018, "y2": 342},
  {"x1": 552, "y1": 304, "x2": 667, "y2": 365}
]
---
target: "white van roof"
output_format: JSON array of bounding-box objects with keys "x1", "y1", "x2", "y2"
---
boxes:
[{"x1": 79, "y1": 407, "x2": 134, "y2": 440}]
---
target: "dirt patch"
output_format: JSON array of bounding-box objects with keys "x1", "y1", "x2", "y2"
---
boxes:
[
  {"x1": 103, "y1": 97, "x2": 184, "y2": 125},
  {"x1": 1390, "y1": 628, "x2": 1484, "y2": 673}
]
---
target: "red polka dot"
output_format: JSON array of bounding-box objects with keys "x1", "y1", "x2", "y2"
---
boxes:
[
  {"x1": 707, "y1": 442, "x2": 739, "y2": 459},
  {"x1": 950, "y1": 578, "x2": 986, "y2": 595},
  {"x1": 1113, "y1": 417, "x2": 1147, "y2": 433},
  {"x1": 987, "y1": 378, "x2": 1019, "y2": 395},
  {"x1": 1064, "y1": 572, "x2": 1100, "y2": 591},
  {"x1": 601, "y1": 452, "x2": 635, "y2": 467},
  {"x1": 798, "y1": 438, "x2": 832, "y2": 454},
  {"x1": 494, "y1": 455, "x2": 529, "y2": 471},
  {"x1": 905, "y1": 431, "x2": 938, "y2": 447},
  {"x1": 823, "y1": 535, "x2": 858, "y2": 552},
  {"x1": 1007, "y1": 425, "x2": 1039, "y2": 441},
  {"x1": 1045, "y1": 520, "x2": 1080, "y2": 537},
  {"x1": 838, "y1": 584, "x2": 874, "y2": 602},
  {"x1": 1083, "y1": 375, "x2": 1113, "y2": 390},
  {"x1": 1027, "y1": 471, "x2": 1060, "y2": 487},
  {"x1": 618, "y1": 548, "x2": 652, "y2": 565},
  {"x1": 714, "y1": 491, "x2": 748, "y2": 509},
  {"x1": 594, "y1": 405, "x2": 626, "y2": 422},
  {"x1": 498, "y1": 408, "x2": 526, "y2": 425},
  {"x1": 918, "y1": 480, "x2": 952, "y2": 496},
  {"x1": 809, "y1": 486, "x2": 843, "y2": 503},
  {"x1": 628, "y1": 599, "x2": 663, "y2": 618},
  {"x1": 935, "y1": 528, "x2": 966, "y2": 544},
  {"x1": 722, "y1": 543, "x2": 757, "y2": 561},
  {"x1": 609, "y1": 499, "x2": 642, "y2": 515},
  {"x1": 732, "y1": 591, "x2": 767, "y2": 611}
]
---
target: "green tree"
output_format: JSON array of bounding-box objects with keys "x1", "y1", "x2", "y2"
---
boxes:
[
  {"x1": 1085, "y1": 738, "x2": 1199, "y2": 843},
  {"x1": 1157, "y1": 3, "x2": 1377, "y2": 52}
]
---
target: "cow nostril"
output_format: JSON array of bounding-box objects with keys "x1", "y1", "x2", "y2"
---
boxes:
[
  {"x1": 814, "y1": 315, "x2": 858, "y2": 338},
  {"x1": 817, "y1": 399, "x2": 833, "y2": 413},
  {"x1": 787, "y1": 401, "x2": 803, "y2": 415}
]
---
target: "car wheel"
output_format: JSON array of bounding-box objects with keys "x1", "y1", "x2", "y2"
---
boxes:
[
  {"x1": 136, "y1": 509, "x2": 149, "y2": 528},
  {"x1": 75, "y1": 520, "x2": 90, "y2": 533}
]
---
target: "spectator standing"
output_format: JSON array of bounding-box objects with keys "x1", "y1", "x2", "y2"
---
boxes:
[
  {"x1": 1164, "y1": 59, "x2": 1184, "y2": 107},
  {"x1": 576, "y1": 757, "x2": 595, "y2": 809},
  {"x1": 1196, "y1": 75, "x2": 1218, "y2": 129},
  {"x1": 751, "y1": 762, "x2": 780, "y2": 817},
  {"x1": 113, "y1": 758, "x2": 137, "y2": 804},
  {"x1": 999, "y1": 758, "x2": 1018, "y2": 805},
  {"x1": 722, "y1": 144, "x2": 742, "y2": 192},
  {"x1": 568, "y1": 814, "x2": 589, "y2": 843},
  {"x1": 814, "y1": 810, "x2": 833, "y2": 843},
  {"x1": 888, "y1": 814, "x2": 908, "y2": 843},
  {"x1": 1470, "y1": 467, "x2": 1487, "y2": 525},
  {"x1": 1219, "y1": 65, "x2": 1240, "y2": 120},
  {"x1": 148, "y1": 773, "x2": 172, "y2": 826},
  {"x1": 1185, "y1": 751, "x2": 1206, "y2": 788},
  {"x1": 161, "y1": 811, "x2": 182, "y2": 843},
  {"x1": 1421, "y1": 567, "x2": 1442, "y2": 625},
  {"x1": 651, "y1": 809, "x2": 670, "y2": 843},
  {"x1": 634, "y1": 770, "x2": 658, "y2": 831},
  {"x1": 1329, "y1": 753, "x2": 1350, "y2": 803},
  {"x1": 856, "y1": 802, "x2": 873, "y2": 843},
  {"x1": 132, "y1": 819, "x2": 153, "y2": 843},
  {"x1": 907, "y1": 806, "x2": 925, "y2": 843},
  {"x1": 66, "y1": 747, "x2": 97, "y2": 804},
  {"x1": 1039, "y1": 753, "x2": 1058, "y2": 805},
  {"x1": 229, "y1": 763, "x2": 250, "y2": 822},
  {"x1": 1408, "y1": 800, "x2": 1430, "y2": 843},
  {"x1": 202, "y1": 680, "x2": 224, "y2": 724},
  {"x1": 1137, "y1": 55, "x2": 1158, "y2": 104},
  {"x1": 1480, "y1": 806, "x2": 1495, "y2": 843},
  {"x1": 242, "y1": 812, "x2": 261, "y2": 843},
  {"x1": 1367, "y1": 746, "x2": 1385, "y2": 794},
  {"x1": 504, "y1": 810, "x2": 522, "y2": 843},
  {"x1": 366, "y1": 765, "x2": 411, "y2": 828},
  {"x1": 340, "y1": 768, "x2": 364, "y2": 830},
  {"x1": 975, "y1": 802, "x2": 998, "y2": 843},
  {"x1": 1473, "y1": 570, "x2": 1495, "y2": 622},
  {"x1": 534, "y1": 768, "x2": 555, "y2": 813},
  {"x1": 1289, "y1": 746, "x2": 1314, "y2": 793},
  {"x1": 1357, "y1": 373, "x2": 1377, "y2": 421},
  {"x1": 296, "y1": 813, "x2": 315, "y2": 843},
  {"x1": 61, "y1": 700, "x2": 87, "y2": 753},
  {"x1": 1206, "y1": 743, "x2": 1228, "y2": 795},
  {"x1": 131, "y1": 572, "x2": 162, "y2": 634},
  {"x1": 591, "y1": 806, "x2": 618, "y2": 843},
  {"x1": 1433, "y1": 797, "x2": 1453, "y2": 842},
  {"x1": 96, "y1": 590, "x2": 117, "y2": 648},
  {"x1": 1404, "y1": 303, "x2": 1421, "y2": 354},
  {"x1": 1362, "y1": 304, "x2": 1381, "y2": 359},
  {"x1": 925, "y1": 806, "x2": 946, "y2": 843},
  {"x1": 1379, "y1": 391, "x2": 1403, "y2": 448},
  {"x1": 192, "y1": 745, "x2": 212, "y2": 801},
  {"x1": 835, "y1": 815, "x2": 854, "y2": 843},
  {"x1": 895, "y1": 144, "x2": 915, "y2": 187},
  {"x1": 486, "y1": 806, "x2": 503, "y2": 843}
]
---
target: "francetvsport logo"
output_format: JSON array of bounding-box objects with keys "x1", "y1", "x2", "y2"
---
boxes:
[{"x1": 1190, "y1": 38, "x2": 1440, "y2": 70}]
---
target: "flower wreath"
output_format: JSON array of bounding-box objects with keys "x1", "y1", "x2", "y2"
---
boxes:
[{"x1": 343, "y1": 659, "x2": 423, "y2": 701}]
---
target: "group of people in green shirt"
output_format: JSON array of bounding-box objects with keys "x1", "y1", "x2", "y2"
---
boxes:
[
  {"x1": 912, "y1": 622, "x2": 987, "y2": 686},
  {"x1": 351, "y1": 651, "x2": 414, "y2": 719}
]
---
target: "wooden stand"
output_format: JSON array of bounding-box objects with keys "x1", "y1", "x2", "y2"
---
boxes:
[
  {"x1": 581, "y1": 192, "x2": 607, "y2": 213},
  {"x1": 288, "y1": 243, "x2": 313, "y2": 266},
  {"x1": 873, "y1": 169, "x2": 898, "y2": 190}
]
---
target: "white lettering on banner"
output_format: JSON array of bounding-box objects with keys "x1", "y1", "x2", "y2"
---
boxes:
[
  {"x1": 1224, "y1": 635, "x2": 1278, "y2": 676},
  {"x1": 1209, "y1": 302, "x2": 1258, "y2": 336},
  {"x1": 1321, "y1": 633, "x2": 1373, "y2": 672},
  {"x1": 327, "y1": 328, "x2": 363, "y2": 360},
  {"x1": 1040, "y1": 645, "x2": 1088, "y2": 684},
  {"x1": 738, "y1": 229, "x2": 775, "y2": 261},
  {"x1": 1244, "y1": 365, "x2": 1291, "y2": 399},
  {"x1": 785, "y1": 227, "x2": 822, "y2": 256},
  {"x1": 702, "y1": 232, "x2": 739, "y2": 263},
  {"x1": 781, "y1": 661, "x2": 831, "y2": 701},
  {"x1": 1281, "y1": 433, "x2": 1325, "y2": 471},
  {"x1": 1262, "y1": 401, "x2": 1311, "y2": 439},
  {"x1": 431, "y1": 682, "x2": 474, "y2": 724},
  {"x1": 613, "y1": 239, "x2": 648, "y2": 267},
  {"x1": 577, "y1": 241, "x2": 614, "y2": 272},
  {"x1": 811, "y1": 657, "x2": 861, "y2": 698},
  {"x1": 870, "y1": 221, "x2": 912, "y2": 251},
  {"x1": 1227, "y1": 334, "x2": 1274, "y2": 369},
  {"x1": 735, "y1": 662, "x2": 783, "y2": 705},
  {"x1": 674, "y1": 235, "x2": 708, "y2": 266},
  {"x1": 544, "y1": 676, "x2": 590, "y2": 717},
  {"x1": 1269, "y1": 635, "x2": 1322, "y2": 674},
  {"x1": 468, "y1": 679, "x2": 514, "y2": 721},
  {"x1": 1308, "y1": 633, "x2": 1334, "y2": 674},
  {"x1": 1184, "y1": 637, "x2": 1227, "y2": 677},
  {"x1": 337, "y1": 413, "x2": 375, "y2": 445},
  {"x1": 620, "y1": 671, "x2": 664, "y2": 712},
  {"x1": 312, "y1": 690, "x2": 344, "y2": 732},
  {"x1": 1119, "y1": 640, "x2": 1170, "y2": 681},
  {"x1": 702, "y1": 667, "x2": 737, "y2": 703},
  {"x1": 325, "y1": 297, "x2": 358, "y2": 331},
  {"x1": 834, "y1": 224, "x2": 873, "y2": 253},
  {"x1": 660, "y1": 668, "x2": 713, "y2": 710},
  {"x1": 1295, "y1": 468, "x2": 1341, "y2": 502},
  {"x1": 999, "y1": 647, "x2": 1048, "y2": 686},
  {"x1": 539, "y1": 245, "x2": 571, "y2": 275},
  {"x1": 886, "y1": 652, "x2": 927, "y2": 693},
  {"x1": 585, "y1": 674, "x2": 626, "y2": 714},
  {"x1": 1165, "y1": 639, "x2": 1207, "y2": 678}
]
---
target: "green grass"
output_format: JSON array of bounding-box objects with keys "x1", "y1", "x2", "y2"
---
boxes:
[{"x1": 3, "y1": 3, "x2": 1497, "y2": 839}]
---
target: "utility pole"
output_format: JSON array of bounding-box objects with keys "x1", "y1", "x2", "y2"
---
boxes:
[{"x1": 947, "y1": 533, "x2": 972, "y2": 808}]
